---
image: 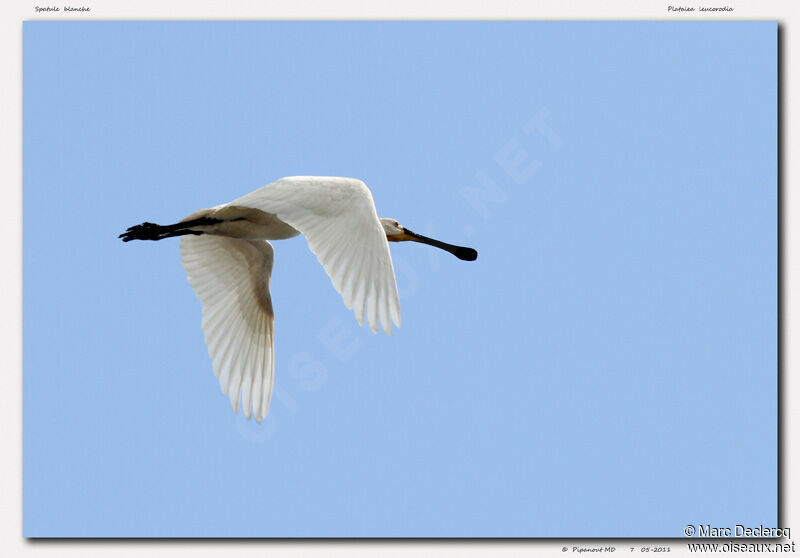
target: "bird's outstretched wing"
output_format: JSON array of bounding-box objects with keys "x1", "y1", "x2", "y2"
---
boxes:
[
  {"x1": 229, "y1": 176, "x2": 402, "y2": 334},
  {"x1": 180, "y1": 235, "x2": 275, "y2": 422}
]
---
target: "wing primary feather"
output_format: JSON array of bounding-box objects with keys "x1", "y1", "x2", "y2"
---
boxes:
[
  {"x1": 210, "y1": 304, "x2": 243, "y2": 383},
  {"x1": 227, "y1": 337, "x2": 245, "y2": 413},
  {"x1": 348, "y1": 238, "x2": 371, "y2": 327},
  {"x1": 389, "y1": 279, "x2": 402, "y2": 328},
  {"x1": 238, "y1": 313, "x2": 257, "y2": 418},
  {"x1": 367, "y1": 282, "x2": 379, "y2": 333},
  {"x1": 260, "y1": 326, "x2": 274, "y2": 421},
  {"x1": 202, "y1": 294, "x2": 239, "y2": 344},
  {"x1": 251, "y1": 314, "x2": 265, "y2": 422},
  {"x1": 322, "y1": 225, "x2": 353, "y2": 290},
  {"x1": 379, "y1": 275, "x2": 391, "y2": 335}
]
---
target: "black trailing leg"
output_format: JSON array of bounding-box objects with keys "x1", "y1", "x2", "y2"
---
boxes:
[{"x1": 119, "y1": 217, "x2": 224, "y2": 242}]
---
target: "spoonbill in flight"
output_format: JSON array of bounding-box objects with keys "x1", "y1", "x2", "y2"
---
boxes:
[{"x1": 120, "y1": 176, "x2": 478, "y2": 422}]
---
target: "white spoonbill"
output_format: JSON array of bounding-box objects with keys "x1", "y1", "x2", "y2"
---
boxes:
[{"x1": 120, "y1": 176, "x2": 477, "y2": 422}]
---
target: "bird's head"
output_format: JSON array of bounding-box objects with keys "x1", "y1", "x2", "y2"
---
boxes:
[
  {"x1": 379, "y1": 217, "x2": 478, "y2": 261},
  {"x1": 380, "y1": 218, "x2": 411, "y2": 240}
]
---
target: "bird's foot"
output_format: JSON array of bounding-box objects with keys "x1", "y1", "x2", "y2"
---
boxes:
[
  {"x1": 119, "y1": 222, "x2": 165, "y2": 242},
  {"x1": 119, "y1": 221, "x2": 207, "y2": 242}
]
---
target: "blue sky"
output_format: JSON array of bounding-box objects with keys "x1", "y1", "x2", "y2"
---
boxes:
[{"x1": 23, "y1": 21, "x2": 776, "y2": 537}]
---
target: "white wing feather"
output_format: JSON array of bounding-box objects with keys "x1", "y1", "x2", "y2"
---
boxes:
[
  {"x1": 228, "y1": 176, "x2": 402, "y2": 334},
  {"x1": 180, "y1": 235, "x2": 275, "y2": 422}
]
